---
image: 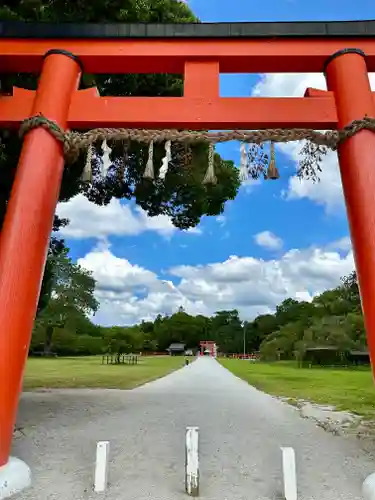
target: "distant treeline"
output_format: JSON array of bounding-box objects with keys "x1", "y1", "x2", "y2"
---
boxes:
[{"x1": 32, "y1": 271, "x2": 367, "y2": 366}]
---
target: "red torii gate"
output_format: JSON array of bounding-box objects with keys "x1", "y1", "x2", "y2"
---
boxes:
[
  {"x1": 200, "y1": 340, "x2": 217, "y2": 357},
  {"x1": 0, "y1": 19, "x2": 375, "y2": 493}
]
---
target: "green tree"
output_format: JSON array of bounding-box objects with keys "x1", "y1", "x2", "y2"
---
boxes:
[
  {"x1": 313, "y1": 277, "x2": 361, "y2": 317},
  {"x1": 35, "y1": 248, "x2": 99, "y2": 354},
  {"x1": 153, "y1": 310, "x2": 194, "y2": 351},
  {"x1": 300, "y1": 315, "x2": 355, "y2": 352},
  {"x1": 248, "y1": 313, "x2": 278, "y2": 351},
  {"x1": 104, "y1": 325, "x2": 143, "y2": 360},
  {"x1": 0, "y1": 0, "x2": 240, "y2": 315},
  {"x1": 258, "y1": 282, "x2": 367, "y2": 363},
  {"x1": 36, "y1": 215, "x2": 69, "y2": 316},
  {"x1": 260, "y1": 320, "x2": 306, "y2": 361},
  {"x1": 144, "y1": 310, "x2": 209, "y2": 352},
  {"x1": 209, "y1": 310, "x2": 243, "y2": 353},
  {"x1": 140, "y1": 321, "x2": 159, "y2": 352},
  {"x1": 0, "y1": 0, "x2": 240, "y2": 232},
  {"x1": 341, "y1": 312, "x2": 366, "y2": 348},
  {"x1": 340, "y1": 271, "x2": 361, "y2": 312}
]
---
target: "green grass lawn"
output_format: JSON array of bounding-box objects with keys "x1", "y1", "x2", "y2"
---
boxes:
[
  {"x1": 220, "y1": 359, "x2": 375, "y2": 419},
  {"x1": 23, "y1": 355, "x2": 186, "y2": 390}
]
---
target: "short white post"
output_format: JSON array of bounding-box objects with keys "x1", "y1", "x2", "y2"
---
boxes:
[
  {"x1": 94, "y1": 441, "x2": 110, "y2": 493},
  {"x1": 185, "y1": 427, "x2": 199, "y2": 497},
  {"x1": 363, "y1": 473, "x2": 375, "y2": 500},
  {"x1": 281, "y1": 447, "x2": 297, "y2": 500}
]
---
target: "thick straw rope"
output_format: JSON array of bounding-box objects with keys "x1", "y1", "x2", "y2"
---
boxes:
[{"x1": 18, "y1": 114, "x2": 375, "y2": 164}]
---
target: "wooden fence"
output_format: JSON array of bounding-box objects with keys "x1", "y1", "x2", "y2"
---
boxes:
[{"x1": 101, "y1": 354, "x2": 138, "y2": 365}]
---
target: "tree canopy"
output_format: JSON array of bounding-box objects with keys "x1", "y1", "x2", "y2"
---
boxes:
[
  {"x1": 0, "y1": 0, "x2": 240, "y2": 233},
  {"x1": 33, "y1": 247, "x2": 99, "y2": 354},
  {"x1": 259, "y1": 271, "x2": 365, "y2": 362},
  {"x1": 0, "y1": 0, "x2": 241, "y2": 318},
  {"x1": 31, "y1": 269, "x2": 367, "y2": 365}
]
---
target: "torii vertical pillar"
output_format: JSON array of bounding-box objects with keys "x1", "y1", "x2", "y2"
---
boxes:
[
  {"x1": 0, "y1": 49, "x2": 81, "y2": 495},
  {"x1": 325, "y1": 49, "x2": 375, "y2": 379}
]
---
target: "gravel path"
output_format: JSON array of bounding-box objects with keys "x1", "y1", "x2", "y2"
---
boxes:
[{"x1": 13, "y1": 357, "x2": 375, "y2": 500}]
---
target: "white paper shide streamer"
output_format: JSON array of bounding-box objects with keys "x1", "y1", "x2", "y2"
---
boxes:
[
  {"x1": 101, "y1": 139, "x2": 112, "y2": 177},
  {"x1": 143, "y1": 140, "x2": 155, "y2": 180},
  {"x1": 159, "y1": 140, "x2": 172, "y2": 180},
  {"x1": 203, "y1": 143, "x2": 217, "y2": 185},
  {"x1": 81, "y1": 144, "x2": 94, "y2": 182}
]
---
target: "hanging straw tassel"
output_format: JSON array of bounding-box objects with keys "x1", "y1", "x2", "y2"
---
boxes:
[
  {"x1": 143, "y1": 140, "x2": 155, "y2": 181},
  {"x1": 81, "y1": 144, "x2": 94, "y2": 182},
  {"x1": 266, "y1": 141, "x2": 280, "y2": 180},
  {"x1": 239, "y1": 142, "x2": 249, "y2": 181},
  {"x1": 159, "y1": 140, "x2": 172, "y2": 180},
  {"x1": 203, "y1": 143, "x2": 217, "y2": 185},
  {"x1": 184, "y1": 143, "x2": 193, "y2": 167}
]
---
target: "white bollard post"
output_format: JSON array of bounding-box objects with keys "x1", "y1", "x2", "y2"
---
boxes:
[
  {"x1": 94, "y1": 441, "x2": 110, "y2": 493},
  {"x1": 185, "y1": 427, "x2": 199, "y2": 497},
  {"x1": 363, "y1": 473, "x2": 375, "y2": 500},
  {"x1": 281, "y1": 447, "x2": 297, "y2": 500}
]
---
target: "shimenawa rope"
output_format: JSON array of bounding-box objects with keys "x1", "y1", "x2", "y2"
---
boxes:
[{"x1": 18, "y1": 114, "x2": 375, "y2": 185}]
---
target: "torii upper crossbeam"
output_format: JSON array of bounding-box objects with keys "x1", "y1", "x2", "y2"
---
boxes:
[{"x1": 0, "y1": 19, "x2": 375, "y2": 496}]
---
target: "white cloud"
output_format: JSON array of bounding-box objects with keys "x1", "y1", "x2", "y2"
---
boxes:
[
  {"x1": 78, "y1": 239, "x2": 354, "y2": 326},
  {"x1": 216, "y1": 215, "x2": 226, "y2": 226},
  {"x1": 79, "y1": 241, "x2": 207, "y2": 325},
  {"x1": 279, "y1": 141, "x2": 344, "y2": 213},
  {"x1": 252, "y1": 72, "x2": 375, "y2": 212},
  {"x1": 327, "y1": 236, "x2": 352, "y2": 252},
  {"x1": 254, "y1": 230, "x2": 283, "y2": 250},
  {"x1": 241, "y1": 177, "x2": 262, "y2": 193},
  {"x1": 56, "y1": 194, "x2": 202, "y2": 240},
  {"x1": 252, "y1": 73, "x2": 326, "y2": 99}
]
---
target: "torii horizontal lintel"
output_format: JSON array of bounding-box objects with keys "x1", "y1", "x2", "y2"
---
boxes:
[
  {"x1": 0, "y1": 87, "x2": 342, "y2": 129},
  {"x1": 2, "y1": 38, "x2": 375, "y2": 74},
  {"x1": 4, "y1": 86, "x2": 375, "y2": 130}
]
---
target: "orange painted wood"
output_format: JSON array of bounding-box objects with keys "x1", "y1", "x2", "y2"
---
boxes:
[
  {"x1": 326, "y1": 52, "x2": 375, "y2": 380},
  {"x1": 304, "y1": 88, "x2": 332, "y2": 97},
  {"x1": 0, "y1": 53, "x2": 81, "y2": 465},
  {"x1": 184, "y1": 61, "x2": 219, "y2": 98},
  {"x1": 0, "y1": 88, "x2": 338, "y2": 129},
  {"x1": 59, "y1": 93, "x2": 340, "y2": 129},
  {"x1": 2, "y1": 38, "x2": 375, "y2": 73},
  {"x1": 0, "y1": 87, "x2": 35, "y2": 127}
]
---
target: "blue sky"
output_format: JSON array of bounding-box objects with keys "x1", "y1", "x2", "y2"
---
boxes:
[
  {"x1": 58, "y1": 0, "x2": 367, "y2": 325},
  {"x1": 188, "y1": 0, "x2": 373, "y2": 23}
]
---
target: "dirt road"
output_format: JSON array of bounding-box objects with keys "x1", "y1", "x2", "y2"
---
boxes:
[{"x1": 14, "y1": 357, "x2": 374, "y2": 499}]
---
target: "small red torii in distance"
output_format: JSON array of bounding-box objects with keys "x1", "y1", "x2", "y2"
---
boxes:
[{"x1": 0, "y1": 19, "x2": 374, "y2": 478}]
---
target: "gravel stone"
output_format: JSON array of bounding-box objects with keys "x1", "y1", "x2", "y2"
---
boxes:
[{"x1": 13, "y1": 357, "x2": 375, "y2": 500}]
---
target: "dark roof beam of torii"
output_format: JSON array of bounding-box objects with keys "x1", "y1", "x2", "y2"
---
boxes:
[
  {"x1": 1, "y1": 20, "x2": 375, "y2": 74},
  {"x1": 1, "y1": 19, "x2": 375, "y2": 39}
]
